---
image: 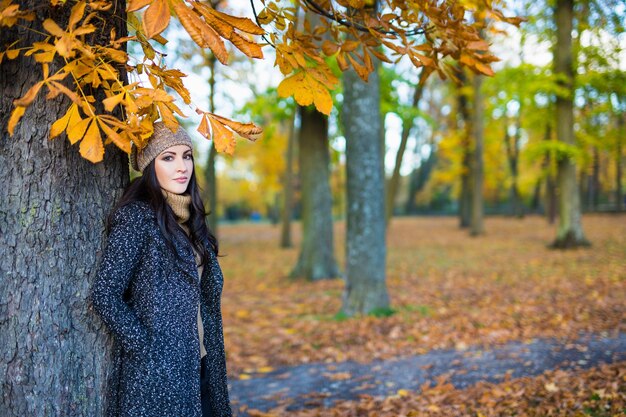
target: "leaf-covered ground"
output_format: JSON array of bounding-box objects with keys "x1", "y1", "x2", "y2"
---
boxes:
[
  {"x1": 216, "y1": 214, "x2": 625, "y2": 414},
  {"x1": 249, "y1": 361, "x2": 625, "y2": 416}
]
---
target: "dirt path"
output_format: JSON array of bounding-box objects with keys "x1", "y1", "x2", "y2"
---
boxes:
[{"x1": 229, "y1": 332, "x2": 625, "y2": 415}]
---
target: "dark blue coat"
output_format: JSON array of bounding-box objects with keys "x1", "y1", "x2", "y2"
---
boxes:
[{"x1": 89, "y1": 201, "x2": 232, "y2": 417}]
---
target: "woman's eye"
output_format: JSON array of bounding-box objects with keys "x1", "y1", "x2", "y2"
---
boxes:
[
  {"x1": 185, "y1": 154, "x2": 193, "y2": 160},
  {"x1": 163, "y1": 156, "x2": 173, "y2": 161}
]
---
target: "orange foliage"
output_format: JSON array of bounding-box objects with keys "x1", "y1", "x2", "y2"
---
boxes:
[{"x1": 1, "y1": 0, "x2": 520, "y2": 163}]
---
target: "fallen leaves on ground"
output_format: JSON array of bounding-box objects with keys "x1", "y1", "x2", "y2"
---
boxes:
[
  {"x1": 246, "y1": 361, "x2": 625, "y2": 416},
  {"x1": 217, "y1": 214, "x2": 625, "y2": 378}
]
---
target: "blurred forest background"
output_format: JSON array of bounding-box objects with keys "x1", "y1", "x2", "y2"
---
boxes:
[{"x1": 173, "y1": 2, "x2": 625, "y2": 230}]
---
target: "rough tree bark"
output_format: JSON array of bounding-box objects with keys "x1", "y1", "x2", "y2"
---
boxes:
[
  {"x1": 0, "y1": 2, "x2": 128, "y2": 416},
  {"x1": 289, "y1": 106, "x2": 340, "y2": 280},
  {"x1": 341, "y1": 54, "x2": 390, "y2": 316},
  {"x1": 551, "y1": 0, "x2": 590, "y2": 247}
]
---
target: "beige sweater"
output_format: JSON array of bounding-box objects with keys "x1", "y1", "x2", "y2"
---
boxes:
[{"x1": 163, "y1": 190, "x2": 207, "y2": 359}]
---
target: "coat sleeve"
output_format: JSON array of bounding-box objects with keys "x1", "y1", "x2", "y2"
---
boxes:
[
  {"x1": 89, "y1": 203, "x2": 151, "y2": 355},
  {"x1": 203, "y1": 255, "x2": 233, "y2": 417}
]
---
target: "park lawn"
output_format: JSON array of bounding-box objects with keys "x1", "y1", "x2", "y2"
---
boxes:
[{"x1": 216, "y1": 214, "x2": 625, "y2": 378}]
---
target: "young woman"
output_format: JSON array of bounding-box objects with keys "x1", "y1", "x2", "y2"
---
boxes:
[{"x1": 89, "y1": 122, "x2": 231, "y2": 417}]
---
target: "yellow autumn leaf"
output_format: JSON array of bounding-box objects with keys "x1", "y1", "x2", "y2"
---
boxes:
[
  {"x1": 277, "y1": 72, "x2": 314, "y2": 108},
  {"x1": 308, "y1": 75, "x2": 333, "y2": 116},
  {"x1": 474, "y1": 62, "x2": 495, "y2": 77},
  {"x1": 467, "y1": 39, "x2": 490, "y2": 51},
  {"x1": 68, "y1": 1, "x2": 86, "y2": 29},
  {"x1": 127, "y1": 0, "x2": 153, "y2": 12},
  {"x1": 205, "y1": 7, "x2": 265, "y2": 35},
  {"x1": 256, "y1": 366, "x2": 274, "y2": 373},
  {"x1": 142, "y1": 0, "x2": 170, "y2": 39},
  {"x1": 229, "y1": 32, "x2": 263, "y2": 59},
  {"x1": 238, "y1": 374, "x2": 251, "y2": 380},
  {"x1": 347, "y1": 53, "x2": 370, "y2": 81},
  {"x1": 196, "y1": 113, "x2": 210, "y2": 139},
  {"x1": 174, "y1": 2, "x2": 229, "y2": 65},
  {"x1": 102, "y1": 92, "x2": 124, "y2": 112},
  {"x1": 5, "y1": 49, "x2": 19, "y2": 59},
  {"x1": 79, "y1": 117, "x2": 104, "y2": 163},
  {"x1": 397, "y1": 389, "x2": 410, "y2": 397},
  {"x1": 157, "y1": 102, "x2": 179, "y2": 132},
  {"x1": 209, "y1": 116, "x2": 235, "y2": 154},
  {"x1": 195, "y1": 6, "x2": 233, "y2": 39},
  {"x1": 50, "y1": 103, "x2": 81, "y2": 139},
  {"x1": 67, "y1": 116, "x2": 90, "y2": 144},
  {"x1": 13, "y1": 81, "x2": 44, "y2": 107},
  {"x1": 322, "y1": 40, "x2": 339, "y2": 56},
  {"x1": 98, "y1": 118, "x2": 131, "y2": 154},
  {"x1": 208, "y1": 113, "x2": 263, "y2": 142},
  {"x1": 7, "y1": 106, "x2": 26, "y2": 136}
]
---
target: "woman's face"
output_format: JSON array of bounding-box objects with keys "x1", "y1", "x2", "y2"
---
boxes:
[{"x1": 154, "y1": 144, "x2": 194, "y2": 194}]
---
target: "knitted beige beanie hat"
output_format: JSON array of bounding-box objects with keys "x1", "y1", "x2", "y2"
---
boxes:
[{"x1": 130, "y1": 122, "x2": 194, "y2": 172}]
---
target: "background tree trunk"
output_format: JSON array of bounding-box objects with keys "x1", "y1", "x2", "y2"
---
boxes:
[
  {"x1": 552, "y1": 0, "x2": 590, "y2": 248},
  {"x1": 617, "y1": 112, "x2": 624, "y2": 212},
  {"x1": 457, "y1": 70, "x2": 472, "y2": 228},
  {"x1": 505, "y1": 116, "x2": 525, "y2": 218},
  {"x1": 385, "y1": 69, "x2": 428, "y2": 224},
  {"x1": 540, "y1": 123, "x2": 558, "y2": 223},
  {"x1": 404, "y1": 142, "x2": 437, "y2": 214},
  {"x1": 280, "y1": 110, "x2": 297, "y2": 248},
  {"x1": 290, "y1": 106, "x2": 340, "y2": 280},
  {"x1": 0, "y1": 2, "x2": 128, "y2": 415},
  {"x1": 470, "y1": 72, "x2": 485, "y2": 236},
  {"x1": 205, "y1": 146, "x2": 218, "y2": 234},
  {"x1": 203, "y1": 54, "x2": 218, "y2": 236},
  {"x1": 341, "y1": 56, "x2": 390, "y2": 316}
]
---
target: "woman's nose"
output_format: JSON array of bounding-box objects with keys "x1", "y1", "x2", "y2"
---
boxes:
[{"x1": 176, "y1": 158, "x2": 187, "y2": 172}]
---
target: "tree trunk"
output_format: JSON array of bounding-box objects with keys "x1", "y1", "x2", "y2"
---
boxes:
[
  {"x1": 457, "y1": 70, "x2": 472, "y2": 228},
  {"x1": 617, "y1": 112, "x2": 624, "y2": 212},
  {"x1": 586, "y1": 146, "x2": 600, "y2": 211},
  {"x1": 505, "y1": 115, "x2": 525, "y2": 218},
  {"x1": 470, "y1": 72, "x2": 484, "y2": 236},
  {"x1": 0, "y1": 2, "x2": 128, "y2": 415},
  {"x1": 551, "y1": 0, "x2": 590, "y2": 248},
  {"x1": 289, "y1": 106, "x2": 340, "y2": 280},
  {"x1": 204, "y1": 54, "x2": 218, "y2": 236},
  {"x1": 341, "y1": 56, "x2": 390, "y2": 316},
  {"x1": 280, "y1": 110, "x2": 297, "y2": 248},
  {"x1": 204, "y1": 146, "x2": 218, "y2": 235},
  {"x1": 540, "y1": 123, "x2": 558, "y2": 223},
  {"x1": 385, "y1": 69, "x2": 428, "y2": 224}
]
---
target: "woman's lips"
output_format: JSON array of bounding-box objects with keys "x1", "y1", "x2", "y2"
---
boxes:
[{"x1": 174, "y1": 178, "x2": 188, "y2": 183}]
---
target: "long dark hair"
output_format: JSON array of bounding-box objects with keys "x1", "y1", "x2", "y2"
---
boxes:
[{"x1": 106, "y1": 159, "x2": 218, "y2": 268}]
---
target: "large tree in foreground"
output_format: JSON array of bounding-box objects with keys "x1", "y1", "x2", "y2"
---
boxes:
[{"x1": 0, "y1": 4, "x2": 129, "y2": 415}]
